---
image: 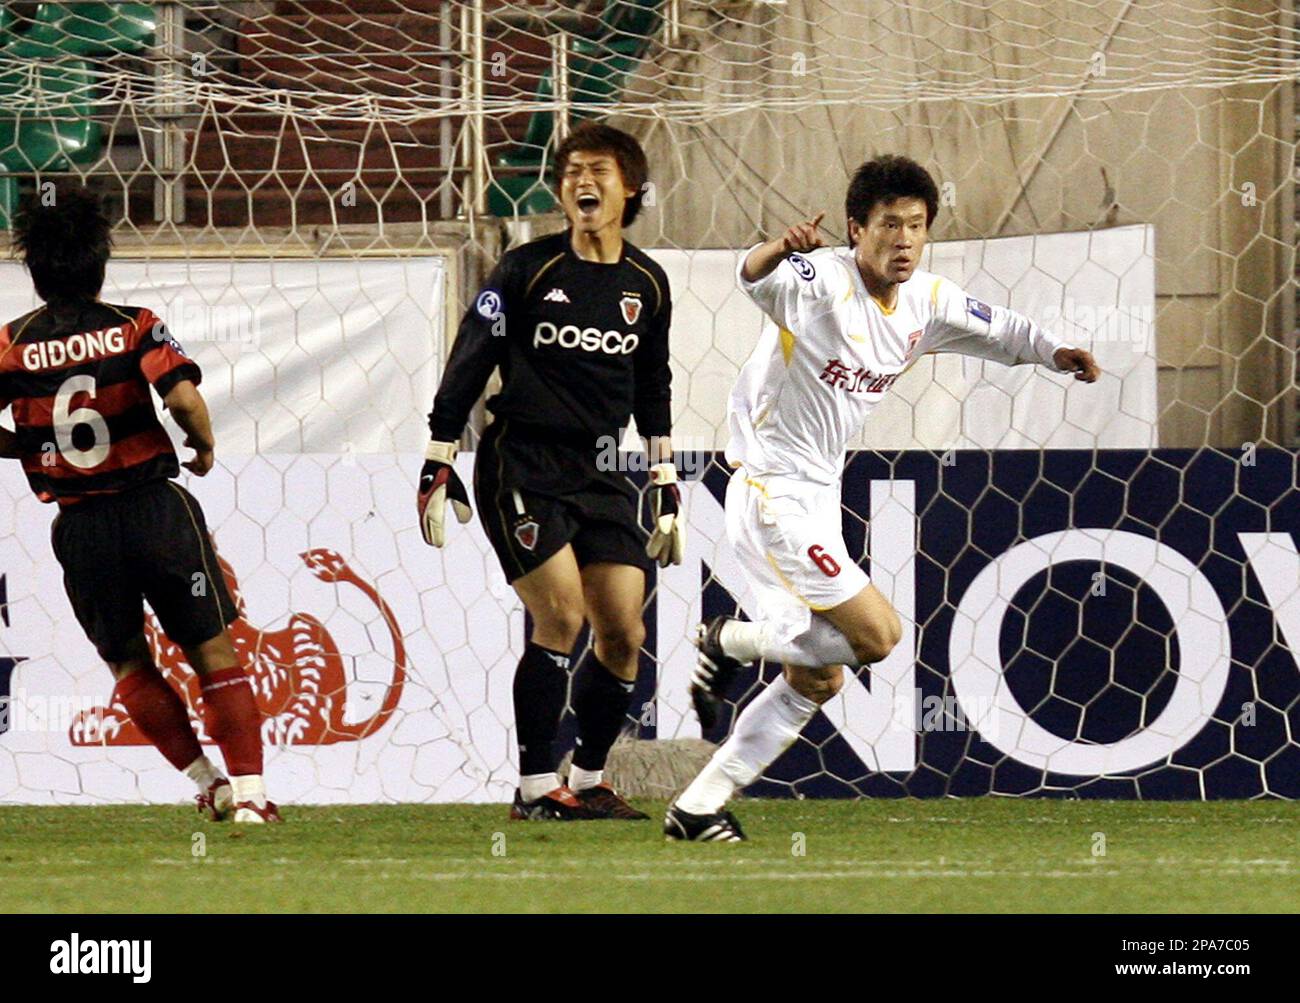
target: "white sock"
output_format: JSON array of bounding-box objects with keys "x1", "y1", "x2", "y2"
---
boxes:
[
  {"x1": 720, "y1": 617, "x2": 857, "y2": 667},
  {"x1": 676, "y1": 674, "x2": 819, "y2": 814},
  {"x1": 183, "y1": 754, "x2": 223, "y2": 793},
  {"x1": 520, "y1": 772, "x2": 559, "y2": 801},
  {"x1": 230, "y1": 774, "x2": 266, "y2": 809},
  {"x1": 568, "y1": 765, "x2": 603, "y2": 792}
]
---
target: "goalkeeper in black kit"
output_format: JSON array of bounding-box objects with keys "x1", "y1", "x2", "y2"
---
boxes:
[{"x1": 418, "y1": 122, "x2": 682, "y2": 820}]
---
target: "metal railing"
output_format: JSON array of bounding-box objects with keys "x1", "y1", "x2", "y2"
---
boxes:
[{"x1": 2, "y1": 1, "x2": 678, "y2": 226}]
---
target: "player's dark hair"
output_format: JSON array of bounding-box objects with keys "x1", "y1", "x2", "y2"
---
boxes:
[
  {"x1": 12, "y1": 184, "x2": 113, "y2": 303},
  {"x1": 845, "y1": 155, "x2": 940, "y2": 238},
  {"x1": 554, "y1": 121, "x2": 649, "y2": 227}
]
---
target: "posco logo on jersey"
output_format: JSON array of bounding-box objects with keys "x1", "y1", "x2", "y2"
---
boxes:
[{"x1": 533, "y1": 322, "x2": 639, "y2": 355}]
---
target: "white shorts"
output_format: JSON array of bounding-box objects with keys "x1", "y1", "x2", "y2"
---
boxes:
[{"x1": 725, "y1": 469, "x2": 870, "y2": 643}]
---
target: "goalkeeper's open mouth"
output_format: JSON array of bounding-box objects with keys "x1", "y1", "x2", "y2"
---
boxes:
[{"x1": 575, "y1": 192, "x2": 601, "y2": 219}]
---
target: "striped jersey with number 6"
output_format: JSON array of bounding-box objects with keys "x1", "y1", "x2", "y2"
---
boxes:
[{"x1": 0, "y1": 303, "x2": 199, "y2": 505}]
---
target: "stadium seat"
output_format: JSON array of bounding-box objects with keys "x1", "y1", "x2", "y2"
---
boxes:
[
  {"x1": 488, "y1": 1, "x2": 664, "y2": 217},
  {"x1": 6, "y1": 3, "x2": 156, "y2": 58},
  {"x1": 598, "y1": 0, "x2": 664, "y2": 46},
  {"x1": 0, "y1": 3, "x2": 156, "y2": 226}
]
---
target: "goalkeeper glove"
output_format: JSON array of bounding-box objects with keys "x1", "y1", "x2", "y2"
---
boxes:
[
  {"x1": 645, "y1": 462, "x2": 685, "y2": 567},
  {"x1": 417, "y1": 440, "x2": 472, "y2": 547}
]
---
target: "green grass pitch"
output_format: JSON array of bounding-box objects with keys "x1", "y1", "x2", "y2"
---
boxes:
[{"x1": 2, "y1": 799, "x2": 1297, "y2": 913}]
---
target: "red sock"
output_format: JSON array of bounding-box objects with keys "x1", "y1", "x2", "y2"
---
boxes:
[
  {"x1": 199, "y1": 666, "x2": 263, "y2": 776},
  {"x1": 113, "y1": 668, "x2": 203, "y2": 771}
]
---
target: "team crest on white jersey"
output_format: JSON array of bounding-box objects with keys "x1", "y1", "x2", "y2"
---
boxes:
[
  {"x1": 905, "y1": 328, "x2": 923, "y2": 359},
  {"x1": 543, "y1": 288, "x2": 570, "y2": 304},
  {"x1": 619, "y1": 294, "x2": 642, "y2": 325}
]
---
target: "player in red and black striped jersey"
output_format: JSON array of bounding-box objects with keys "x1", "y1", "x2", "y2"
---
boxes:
[
  {"x1": 418, "y1": 123, "x2": 685, "y2": 821},
  {"x1": 0, "y1": 187, "x2": 279, "y2": 823},
  {"x1": 0, "y1": 301, "x2": 200, "y2": 504}
]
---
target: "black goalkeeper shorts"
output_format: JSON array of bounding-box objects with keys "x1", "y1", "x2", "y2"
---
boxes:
[
  {"x1": 51, "y1": 479, "x2": 238, "y2": 662},
  {"x1": 473, "y1": 417, "x2": 649, "y2": 584}
]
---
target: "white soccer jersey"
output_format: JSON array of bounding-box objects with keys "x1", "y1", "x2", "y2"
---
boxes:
[{"x1": 728, "y1": 244, "x2": 1073, "y2": 485}]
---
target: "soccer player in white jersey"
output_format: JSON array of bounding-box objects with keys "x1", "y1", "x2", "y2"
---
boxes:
[{"x1": 664, "y1": 155, "x2": 1100, "y2": 841}]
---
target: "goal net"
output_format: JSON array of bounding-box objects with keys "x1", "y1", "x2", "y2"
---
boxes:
[{"x1": 0, "y1": 0, "x2": 1296, "y2": 804}]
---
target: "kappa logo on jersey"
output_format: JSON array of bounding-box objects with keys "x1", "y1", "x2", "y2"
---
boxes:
[
  {"x1": 967, "y1": 297, "x2": 993, "y2": 323},
  {"x1": 514, "y1": 517, "x2": 539, "y2": 551},
  {"x1": 789, "y1": 253, "x2": 816, "y2": 281},
  {"x1": 543, "y1": 288, "x2": 570, "y2": 304},
  {"x1": 619, "y1": 294, "x2": 642, "y2": 325},
  {"x1": 533, "y1": 321, "x2": 639, "y2": 355},
  {"x1": 476, "y1": 289, "x2": 503, "y2": 319}
]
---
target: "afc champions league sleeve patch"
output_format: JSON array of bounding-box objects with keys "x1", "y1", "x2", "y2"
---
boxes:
[
  {"x1": 966, "y1": 297, "x2": 993, "y2": 324},
  {"x1": 151, "y1": 320, "x2": 188, "y2": 357},
  {"x1": 475, "y1": 289, "x2": 503, "y2": 320},
  {"x1": 788, "y1": 253, "x2": 816, "y2": 281}
]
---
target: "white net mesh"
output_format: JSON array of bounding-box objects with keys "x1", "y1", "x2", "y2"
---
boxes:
[{"x1": 0, "y1": 1, "x2": 1296, "y2": 803}]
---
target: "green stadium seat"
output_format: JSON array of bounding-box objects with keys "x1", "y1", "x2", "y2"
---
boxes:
[
  {"x1": 0, "y1": 3, "x2": 157, "y2": 226},
  {"x1": 0, "y1": 62, "x2": 101, "y2": 168},
  {"x1": 491, "y1": 1, "x2": 664, "y2": 217},
  {"x1": 7, "y1": 3, "x2": 156, "y2": 59},
  {"x1": 598, "y1": 0, "x2": 663, "y2": 46}
]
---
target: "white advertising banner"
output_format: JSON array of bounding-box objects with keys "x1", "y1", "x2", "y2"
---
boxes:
[
  {"x1": 0, "y1": 454, "x2": 525, "y2": 805},
  {"x1": 0, "y1": 256, "x2": 447, "y2": 454},
  {"x1": 0, "y1": 229, "x2": 1160, "y2": 804},
  {"x1": 658, "y1": 224, "x2": 1157, "y2": 450},
  {"x1": 0, "y1": 455, "x2": 758, "y2": 805}
]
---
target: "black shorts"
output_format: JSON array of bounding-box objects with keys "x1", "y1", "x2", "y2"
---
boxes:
[
  {"x1": 473, "y1": 418, "x2": 649, "y2": 584},
  {"x1": 50, "y1": 479, "x2": 237, "y2": 662}
]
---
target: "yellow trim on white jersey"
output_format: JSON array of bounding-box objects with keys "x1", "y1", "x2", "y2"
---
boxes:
[
  {"x1": 779, "y1": 327, "x2": 796, "y2": 365},
  {"x1": 764, "y1": 551, "x2": 836, "y2": 611}
]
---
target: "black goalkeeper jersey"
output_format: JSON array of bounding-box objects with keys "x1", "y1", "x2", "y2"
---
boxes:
[{"x1": 428, "y1": 231, "x2": 672, "y2": 444}]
